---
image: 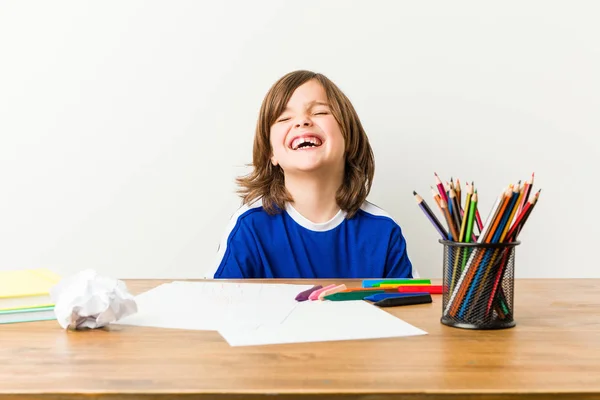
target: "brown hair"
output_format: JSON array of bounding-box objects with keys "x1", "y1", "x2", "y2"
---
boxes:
[{"x1": 236, "y1": 70, "x2": 375, "y2": 218}]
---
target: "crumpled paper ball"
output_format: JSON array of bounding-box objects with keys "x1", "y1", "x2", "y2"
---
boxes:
[{"x1": 50, "y1": 269, "x2": 138, "y2": 330}]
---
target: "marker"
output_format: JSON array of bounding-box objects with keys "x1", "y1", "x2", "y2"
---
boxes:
[
  {"x1": 362, "y1": 279, "x2": 431, "y2": 288},
  {"x1": 373, "y1": 294, "x2": 432, "y2": 307},
  {"x1": 323, "y1": 290, "x2": 385, "y2": 301},
  {"x1": 317, "y1": 284, "x2": 347, "y2": 300},
  {"x1": 339, "y1": 287, "x2": 399, "y2": 293},
  {"x1": 308, "y1": 284, "x2": 336, "y2": 301},
  {"x1": 378, "y1": 283, "x2": 433, "y2": 288},
  {"x1": 364, "y1": 292, "x2": 429, "y2": 302},
  {"x1": 397, "y1": 285, "x2": 443, "y2": 294},
  {"x1": 295, "y1": 285, "x2": 323, "y2": 302}
]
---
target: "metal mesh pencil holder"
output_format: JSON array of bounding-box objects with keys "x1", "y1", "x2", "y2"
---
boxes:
[{"x1": 439, "y1": 239, "x2": 520, "y2": 330}]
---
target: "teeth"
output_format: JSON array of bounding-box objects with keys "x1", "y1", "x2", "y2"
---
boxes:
[{"x1": 292, "y1": 136, "x2": 322, "y2": 150}]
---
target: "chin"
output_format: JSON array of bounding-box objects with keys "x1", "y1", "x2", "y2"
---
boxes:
[{"x1": 285, "y1": 162, "x2": 327, "y2": 174}]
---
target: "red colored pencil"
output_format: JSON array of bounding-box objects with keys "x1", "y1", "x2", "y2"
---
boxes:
[
  {"x1": 505, "y1": 189, "x2": 540, "y2": 241},
  {"x1": 434, "y1": 172, "x2": 449, "y2": 203},
  {"x1": 516, "y1": 172, "x2": 534, "y2": 215},
  {"x1": 472, "y1": 181, "x2": 483, "y2": 232}
]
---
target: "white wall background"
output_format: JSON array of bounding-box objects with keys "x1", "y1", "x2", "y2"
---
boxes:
[{"x1": 0, "y1": 0, "x2": 598, "y2": 279}]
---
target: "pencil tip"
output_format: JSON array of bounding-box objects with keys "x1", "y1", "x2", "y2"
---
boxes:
[{"x1": 413, "y1": 190, "x2": 417, "y2": 195}]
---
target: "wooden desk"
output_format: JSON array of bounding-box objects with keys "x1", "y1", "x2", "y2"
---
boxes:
[{"x1": 1, "y1": 279, "x2": 599, "y2": 399}]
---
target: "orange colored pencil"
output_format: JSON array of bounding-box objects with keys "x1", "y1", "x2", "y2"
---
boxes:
[
  {"x1": 440, "y1": 198, "x2": 460, "y2": 242},
  {"x1": 430, "y1": 186, "x2": 442, "y2": 209},
  {"x1": 485, "y1": 186, "x2": 513, "y2": 241}
]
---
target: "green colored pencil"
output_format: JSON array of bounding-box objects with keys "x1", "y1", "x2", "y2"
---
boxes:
[
  {"x1": 459, "y1": 191, "x2": 478, "y2": 274},
  {"x1": 465, "y1": 191, "x2": 477, "y2": 242}
]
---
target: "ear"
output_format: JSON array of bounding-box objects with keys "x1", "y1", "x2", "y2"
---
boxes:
[{"x1": 271, "y1": 155, "x2": 279, "y2": 166}]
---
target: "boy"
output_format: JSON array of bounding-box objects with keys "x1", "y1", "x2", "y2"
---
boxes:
[{"x1": 207, "y1": 70, "x2": 417, "y2": 279}]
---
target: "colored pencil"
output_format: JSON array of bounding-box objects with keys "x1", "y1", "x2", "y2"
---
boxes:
[
  {"x1": 418, "y1": 174, "x2": 541, "y2": 325},
  {"x1": 485, "y1": 190, "x2": 541, "y2": 317},
  {"x1": 430, "y1": 186, "x2": 442, "y2": 209},
  {"x1": 467, "y1": 185, "x2": 520, "y2": 319},
  {"x1": 440, "y1": 198, "x2": 459, "y2": 242},
  {"x1": 443, "y1": 188, "x2": 505, "y2": 316},
  {"x1": 434, "y1": 172, "x2": 448, "y2": 203},
  {"x1": 455, "y1": 191, "x2": 478, "y2": 286},
  {"x1": 465, "y1": 191, "x2": 478, "y2": 243},
  {"x1": 455, "y1": 178, "x2": 462, "y2": 209},
  {"x1": 516, "y1": 172, "x2": 534, "y2": 215},
  {"x1": 474, "y1": 183, "x2": 484, "y2": 232},
  {"x1": 449, "y1": 188, "x2": 462, "y2": 237},
  {"x1": 446, "y1": 181, "x2": 452, "y2": 215},
  {"x1": 500, "y1": 182, "x2": 524, "y2": 240},
  {"x1": 459, "y1": 186, "x2": 519, "y2": 318},
  {"x1": 513, "y1": 189, "x2": 541, "y2": 240},
  {"x1": 458, "y1": 182, "x2": 473, "y2": 242},
  {"x1": 414, "y1": 191, "x2": 449, "y2": 239},
  {"x1": 505, "y1": 189, "x2": 540, "y2": 240}
]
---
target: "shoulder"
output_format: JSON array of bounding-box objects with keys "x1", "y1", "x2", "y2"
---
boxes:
[
  {"x1": 229, "y1": 199, "x2": 268, "y2": 223},
  {"x1": 226, "y1": 198, "x2": 284, "y2": 230},
  {"x1": 356, "y1": 201, "x2": 402, "y2": 229},
  {"x1": 204, "y1": 199, "x2": 271, "y2": 278},
  {"x1": 353, "y1": 201, "x2": 409, "y2": 241}
]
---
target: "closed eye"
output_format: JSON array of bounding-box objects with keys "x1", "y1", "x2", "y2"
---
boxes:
[
  {"x1": 276, "y1": 117, "x2": 291, "y2": 123},
  {"x1": 314, "y1": 112, "x2": 328, "y2": 115}
]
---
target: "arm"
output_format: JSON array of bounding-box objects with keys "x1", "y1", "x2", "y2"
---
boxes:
[
  {"x1": 210, "y1": 221, "x2": 260, "y2": 279},
  {"x1": 384, "y1": 225, "x2": 416, "y2": 278}
]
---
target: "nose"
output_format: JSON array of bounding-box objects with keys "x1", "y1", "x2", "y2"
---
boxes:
[{"x1": 294, "y1": 117, "x2": 312, "y2": 128}]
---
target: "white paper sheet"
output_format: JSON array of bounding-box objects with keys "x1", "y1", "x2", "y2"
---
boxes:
[
  {"x1": 113, "y1": 281, "x2": 313, "y2": 331},
  {"x1": 218, "y1": 300, "x2": 428, "y2": 346}
]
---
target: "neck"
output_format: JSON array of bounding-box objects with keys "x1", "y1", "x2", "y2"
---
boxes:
[{"x1": 284, "y1": 170, "x2": 343, "y2": 224}]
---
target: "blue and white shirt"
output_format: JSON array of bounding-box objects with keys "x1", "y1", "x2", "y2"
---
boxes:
[{"x1": 207, "y1": 200, "x2": 417, "y2": 279}]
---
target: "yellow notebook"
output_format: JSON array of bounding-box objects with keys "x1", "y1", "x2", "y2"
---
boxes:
[{"x1": 0, "y1": 268, "x2": 62, "y2": 311}]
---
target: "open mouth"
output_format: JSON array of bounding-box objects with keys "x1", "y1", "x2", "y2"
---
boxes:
[{"x1": 290, "y1": 136, "x2": 323, "y2": 150}]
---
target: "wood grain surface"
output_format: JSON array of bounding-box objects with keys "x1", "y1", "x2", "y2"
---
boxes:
[{"x1": 1, "y1": 279, "x2": 599, "y2": 399}]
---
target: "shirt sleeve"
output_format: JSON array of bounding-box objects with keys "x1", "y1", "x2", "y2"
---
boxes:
[
  {"x1": 212, "y1": 220, "x2": 260, "y2": 279},
  {"x1": 384, "y1": 225, "x2": 415, "y2": 278}
]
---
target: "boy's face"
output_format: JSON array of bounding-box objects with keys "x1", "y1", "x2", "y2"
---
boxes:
[{"x1": 270, "y1": 80, "x2": 345, "y2": 175}]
